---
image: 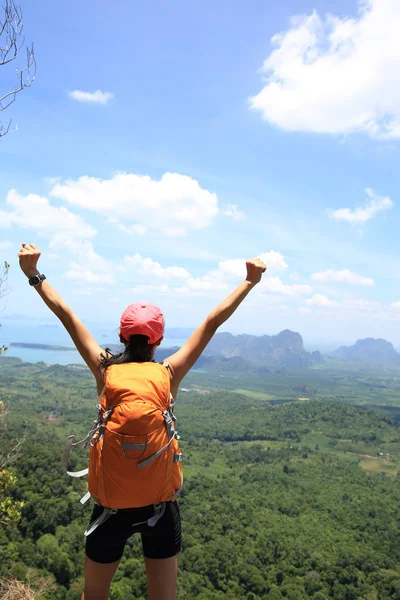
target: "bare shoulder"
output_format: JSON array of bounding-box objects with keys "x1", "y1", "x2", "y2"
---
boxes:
[{"x1": 161, "y1": 359, "x2": 179, "y2": 399}]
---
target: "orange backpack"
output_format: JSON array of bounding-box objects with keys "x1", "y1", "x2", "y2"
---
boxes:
[{"x1": 63, "y1": 361, "x2": 183, "y2": 535}]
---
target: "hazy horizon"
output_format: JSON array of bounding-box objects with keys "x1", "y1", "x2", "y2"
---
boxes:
[{"x1": 1, "y1": 314, "x2": 398, "y2": 354}]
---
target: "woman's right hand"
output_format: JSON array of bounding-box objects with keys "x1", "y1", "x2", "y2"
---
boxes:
[
  {"x1": 18, "y1": 243, "x2": 41, "y2": 278},
  {"x1": 245, "y1": 258, "x2": 267, "y2": 285}
]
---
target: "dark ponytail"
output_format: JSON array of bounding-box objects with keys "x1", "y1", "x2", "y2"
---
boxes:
[{"x1": 100, "y1": 334, "x2": 156, "y2": 370}]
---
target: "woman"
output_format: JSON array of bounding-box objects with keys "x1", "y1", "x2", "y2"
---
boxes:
[{"x1": 18, "y1": 242, "x2": 266, "y2": 600}]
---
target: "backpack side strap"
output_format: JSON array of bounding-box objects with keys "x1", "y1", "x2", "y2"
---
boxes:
[
  {"x1": 62, "y1": 385, "x2": 113, "y2": 477},
  {"x1": 62, "y1": 435, "x2": 90, "y2": 476}
]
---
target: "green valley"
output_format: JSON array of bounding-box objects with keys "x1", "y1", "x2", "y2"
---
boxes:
[{"x1": 2, "y1": 357, "x2": 400, "y2": 599}]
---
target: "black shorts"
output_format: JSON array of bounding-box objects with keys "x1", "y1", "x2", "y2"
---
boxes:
[{"x1": 85, "y1": 501, "x2": 181, "y2": 564}]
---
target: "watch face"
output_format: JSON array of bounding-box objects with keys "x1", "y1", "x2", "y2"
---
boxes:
[{"x1": 30, "y1": 275, "x2": 41, "y2": 286}]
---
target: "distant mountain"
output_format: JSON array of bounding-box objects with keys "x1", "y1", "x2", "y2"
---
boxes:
[
  {"x1": 203, "y1": 329, "x2": 323, "y2": 368},
  {"x1": 157, "y1": 330, "x2": 323, "y2": 370},
  {"x1": 334, "y1": 338, "x2": 400, "y2": 366},
  {"x1": 107, "y1": 330, "x2": 323, "y2": 371},
  {"x1": 157, "y1": 350, "x2": 271, "y2": 374}
]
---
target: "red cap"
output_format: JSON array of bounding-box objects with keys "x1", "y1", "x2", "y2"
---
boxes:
[{"x1": 120, "y1": 302, "x2": 165, "y2": 344}]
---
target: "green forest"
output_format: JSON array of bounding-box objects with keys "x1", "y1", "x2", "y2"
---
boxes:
[{"x1": 2, "y1": 356, "x2": 400, "y2": 599}]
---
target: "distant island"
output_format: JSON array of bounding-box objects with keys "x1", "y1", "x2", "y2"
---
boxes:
[
  {"x1": 333, "y1": 338, "x2": 400, "y2": 366},
  {"x1": 10, "y1": 343, "x2": 78, "y2": 352}
]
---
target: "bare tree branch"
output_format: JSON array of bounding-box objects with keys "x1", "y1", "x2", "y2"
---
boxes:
[
  {"x1": 0, "y1": 0, "x2": 35, "y2": 138},
  {"x1": 0, "y1": 261, "x2": 24, "y2": 470},
  {"x1": 0, "y1": 399, "x2": 25, "y2": 469},
  {"x1": 0, "y1": 261, "x2": 10, "y2": 301},
  {"x1": 0, "y1": 572, "x2": 56, "y2": 598},
  {"x1": 0, "y1": 0, "x2": 23, "y2": 65}
]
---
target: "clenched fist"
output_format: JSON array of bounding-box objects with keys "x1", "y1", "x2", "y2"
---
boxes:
[
  {"x1": 18, "y1": 243, "x2": 41, "y2": 278},
  {"x1": 245, "y1": 258, "x2": 267, "y2": 285}
]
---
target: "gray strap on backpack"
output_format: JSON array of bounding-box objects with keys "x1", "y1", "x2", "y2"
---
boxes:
[
  {"x1": 80, "y1": 491, "x2": 91, "y2": 505},
  {"x1": 63, "y1": 436, "x2": 90, "y2": 477},
  {"x1": 67, "y1": 467, "x2": 89, "y2": 478},
  {"x1": 138, "y1": 433, "x2": 176, "y2": 469},
  {"x1": 84, "y1": 507, "x2": 117, "y2": 537},
  {"x1": 84, "y1": 503, "x2": 166, "y2": 537},
  {"x1": 138, "y1": 410, "x2": 177, "y2": 469},
  {"x1": 148, "y1": 502, "x2": 166, "y2": 527}
]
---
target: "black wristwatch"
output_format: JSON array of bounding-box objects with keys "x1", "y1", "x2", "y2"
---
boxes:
[{"x1": 29, "y1": 274, "x2": 46, "y2": 287}]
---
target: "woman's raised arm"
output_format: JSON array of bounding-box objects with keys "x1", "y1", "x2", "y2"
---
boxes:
[
  {"x1": 18, "y1": 243, "x2": 104, "y2": 387},
  {"x1": 166, "y1": 257, "x2": 266, "y2": 396}
]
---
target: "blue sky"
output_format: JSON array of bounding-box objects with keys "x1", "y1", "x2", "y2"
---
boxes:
[{"x1": 1, "y1": 0, "x2": 400, "y2": 346}]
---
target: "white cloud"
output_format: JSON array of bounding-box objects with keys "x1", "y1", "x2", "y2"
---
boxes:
[
  {"x1": 64, "y1": 240, "x2": 116, "y2": 285},
  {"x1": 249, "y1": 0, "x2": 400, "y2": 139},
  {"x1": 71, "y1": 249, "x2": 292, "y2": 298},
  {"x1": 0, "y1": 241, "x2": 13, "y2": 250},
  {"x1": 186, "y1": 276, "x2": 229, "y2": 292},
  {"x1": 345, "y1": 298, "x2": 381, "y2": 311},
  {"x1": 69, "y1": 90, "x2": 114, "y2": 104},
  {"x1": 306, "y1": 294, "x2": 337, "y2": 307},
  {"x1": 259, "y1": 276, "x2": 312, "y2": 296},
  {"x1": 123, "y1": 254, "x2": 190, "y2": 280},
  {"x1": 117, "y1": 224, "x2": 147, "y2": 236},
  {"x1": 0, "y1": 191, "x2": 113, "y2": 287},
  {"x1": 50, "y1": 172, "x2": 218, "y2": 237},
  {"x1": 221, "y1": 204, "x2": 245, "y2": 221},
  {"x1": 305, "y1": 294, "x2": 381, "y2": 312},
  {"x1": 185, "y1": 251, "x2": 309, "y2": 297},
  {"x1": 186, "y1": 251, "x2": 290, "y2": 293},
  {"x1": 126, "y1": 284, "x2": 194, "y2": 297},
  {"x1": 217, "y1": 251, "x2": 288, "y2": 280},
  {"x1": 312, "y1": 269, "x2": 375, "y2": 286},
  {"x1": 66, "y1": 267, "x2": 115, "y2": 284},
  {"x1": 392, "y1": 302, "x2": 400, "y2": 309},
  {"x1": 258, "y1": 251, "x2": 289, "y2": 272},
  {"x1": 329, "y1": 189, "x2": 394, "y2": 224},
  {"x1": 0, "y1": 190, "x2": 96, "y2": 242},
  {"x1": 43, "y1": 177, "x2": 61, "y2": 185},
  {"x1": 290, "y1": 284, "x2": 313, "y2": 295},
  {"x1": 298, "y1": 307, "x2": 312, "y2": 314}
]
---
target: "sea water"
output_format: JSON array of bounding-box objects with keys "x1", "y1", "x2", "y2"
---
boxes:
[
  {"x1": 3, "y1": 339, "x2": 187, "y2": 365},
  {"x1": 0, "y1": 319, "x2": 188, "y2": 365}
]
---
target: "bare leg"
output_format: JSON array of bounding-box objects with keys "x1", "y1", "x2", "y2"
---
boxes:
[
  {"x1": 145, "y1": 555, "x2": 179, "y2": 600},
  {"x1": 81, "y1": 554, "x2": 120, "y2": 600}
]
